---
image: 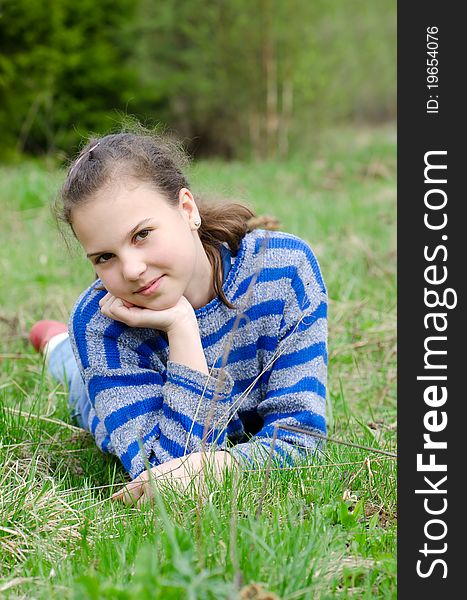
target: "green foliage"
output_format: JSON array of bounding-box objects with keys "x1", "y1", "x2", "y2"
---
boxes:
[
  {"x1": 130, "y1": 0, "x2": 396, "y2": 158},
  {"x1": 0, "y1": 0, "x2": 138, "y2": 159},
  {"x1": 0, "y1": 1, "x2": 395, "y2": 160}
]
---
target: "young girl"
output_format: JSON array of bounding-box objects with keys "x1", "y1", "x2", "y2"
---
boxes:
[{"x1": 30, "y1": 130, "x2": 328, "y2": 506}]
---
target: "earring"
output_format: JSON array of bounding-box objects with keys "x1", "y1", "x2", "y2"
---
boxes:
[{"x1": 194, "y1": 219, "x2": 201, "y2": 228}]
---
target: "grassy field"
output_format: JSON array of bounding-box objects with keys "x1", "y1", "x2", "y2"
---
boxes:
[{"x1": 0, "y1": 124, "x2": 396, "y2": 599}]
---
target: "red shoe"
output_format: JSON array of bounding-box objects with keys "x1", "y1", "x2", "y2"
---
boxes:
[{"x1": 29, "y1": 320, "x2": 68, "y2": 353}]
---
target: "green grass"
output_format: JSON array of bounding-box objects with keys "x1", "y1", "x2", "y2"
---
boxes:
[{"x1": 0, "y1": 124, "x2": 396, "y2": 598}]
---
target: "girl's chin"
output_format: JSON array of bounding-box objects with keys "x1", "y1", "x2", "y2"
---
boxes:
[{"x1": 132, "y1": 295, "x2": 181, "y2": 312}]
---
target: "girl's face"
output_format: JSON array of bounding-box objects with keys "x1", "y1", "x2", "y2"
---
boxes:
[{"x1": 71, "y1": 180, "x2": 214, "y2": 311}]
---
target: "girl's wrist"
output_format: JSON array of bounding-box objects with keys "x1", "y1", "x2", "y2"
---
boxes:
[
  {"x1": 166, "y1": 317, "x2": 208, "y2": 375},
  {"x1": 166, "y1": 312, "x2": 199, "y2": 337}
]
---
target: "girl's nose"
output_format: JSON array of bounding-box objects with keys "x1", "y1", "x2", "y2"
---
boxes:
[{"x1": 121, "y1": 254, "x2": 147, "y2": 281}]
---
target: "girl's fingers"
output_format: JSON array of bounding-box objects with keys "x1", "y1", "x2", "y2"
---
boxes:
[
  {"x1": 111, "y1": 468, "x2": 165, "y2": 507},
  {"x1": 121, "y1": 299, "x2": 136, "y2": 309},
  {"x1": 98, "y1": 292, "x2": 113, "y2": 307},
  {"x1": 99, "y1": 294, "x2": 115, "y2": 316},
  {"x1": 111, "y1": 486, "x2": 126, "y2": 500},
  {"x1": 111, "y1": 485, "x2": 127, "y2": 502},
  {"x1": 100, "y1": 295, "x2": 138, "y2": 325},
  {"x1": 122, "y1": 483, "x2": 144, "y2": 505},
  {"x1": 100, "y1": 295, "x2": 125, "y2": 320},
  {"x1": 111, "y1": 480, "x2": 145, "y2": 505},
  {"x1": 99, "y1": 293, "x2": 135, "y2": 313},
  {"x1": 136, "y1": 493, "x2": 151, "y2": 509}
]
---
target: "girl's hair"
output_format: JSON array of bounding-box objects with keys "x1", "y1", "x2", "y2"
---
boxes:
[{"x1": 56, "y1": 129, "x2": 279, "y2": 309}]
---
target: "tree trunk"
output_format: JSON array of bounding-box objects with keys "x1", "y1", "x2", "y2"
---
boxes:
[
  {"x1": 249, "y1": 112, "x2": 262, "y2": 161},
  {"x1": 278, "y1": 77, "x2": 293, "y2": 159},
  {"x1": 262, "y1": 0, "x2": 278, "y2": 159}
]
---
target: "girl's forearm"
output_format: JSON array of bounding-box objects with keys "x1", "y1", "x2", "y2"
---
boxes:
[{"x1": 167, "y1": 317, "x2": 209, "y2": 375}]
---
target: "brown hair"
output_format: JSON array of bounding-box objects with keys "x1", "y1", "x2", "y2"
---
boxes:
[{"x1": 56, "y1": 128, "x2": 279, "y2": 309}]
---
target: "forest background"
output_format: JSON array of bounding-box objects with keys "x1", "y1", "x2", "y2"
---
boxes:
[{"x1": 0, "y1": 0, "x2": 395, "y2": 161}]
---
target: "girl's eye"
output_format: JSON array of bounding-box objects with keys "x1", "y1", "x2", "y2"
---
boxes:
[
  {"x1": 95, "y1": 253, "x2": 114, "y2": 265},
  {"x1": 134, "y1": 229, "x2": 151, "y2": 242}
]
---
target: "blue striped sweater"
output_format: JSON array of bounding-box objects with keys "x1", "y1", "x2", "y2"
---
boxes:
[{"x1": 68, "y1": 229, "x2": 328, "y2": 479}]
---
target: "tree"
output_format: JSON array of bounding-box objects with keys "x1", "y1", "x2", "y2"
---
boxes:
[{"x1": 0, "y1": 0, "x2": 138, "y2": 158}]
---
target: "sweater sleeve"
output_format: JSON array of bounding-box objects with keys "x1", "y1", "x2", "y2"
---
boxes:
[
  {"x1": 69, "y1": 287, "x2": 233, "y2": 479},
  {"x1": 229, "y1": 242, "x2": 328, "y2": 467}
]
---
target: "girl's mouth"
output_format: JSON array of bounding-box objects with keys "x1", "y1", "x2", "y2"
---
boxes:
[{"x1": 135, "y1": 275, "x2": 165, "y2": 296}]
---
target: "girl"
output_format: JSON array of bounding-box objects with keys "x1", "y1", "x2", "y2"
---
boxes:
[{"x1": 30, "y1": 130, "x2": 328, "y2": 506}]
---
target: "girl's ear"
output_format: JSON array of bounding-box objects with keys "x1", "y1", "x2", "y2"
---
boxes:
[{"x1": 178, "y1": 188, "x2": 200, "y2": 229}]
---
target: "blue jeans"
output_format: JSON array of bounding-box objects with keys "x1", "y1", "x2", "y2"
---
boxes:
[{"x1": 48, "y1": 337, "x2": 91, "y2": 431}]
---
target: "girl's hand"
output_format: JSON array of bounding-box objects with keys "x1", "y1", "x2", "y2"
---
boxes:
[
  {"x1": 111, "y1": 451, "x2": 234, "y2": 508},
  {"x1": 98, "y1": 293, "x2": 195, "y2": 333}
]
